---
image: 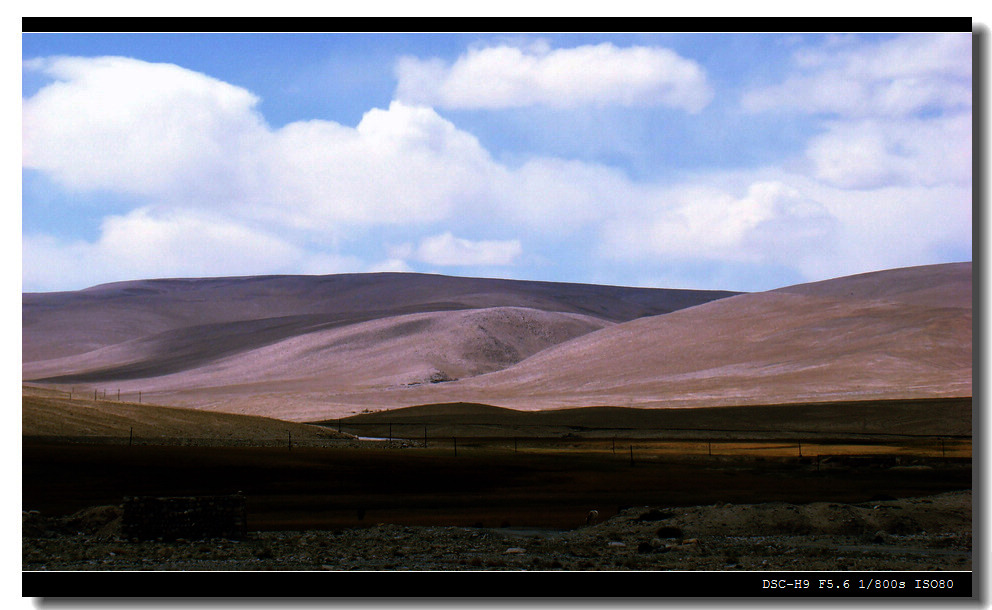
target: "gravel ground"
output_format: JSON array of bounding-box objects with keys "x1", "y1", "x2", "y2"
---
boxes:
[{"x1": 22, "y1": 490, "x2": 971, "y2": 572}]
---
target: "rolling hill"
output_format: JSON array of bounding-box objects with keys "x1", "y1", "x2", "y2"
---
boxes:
[
  {"x1": 21, "y1": 263, "x2": 970, "y2": 423},
  {"x1": 405, "y1": 262, "x2": 972, "y2": 412}
]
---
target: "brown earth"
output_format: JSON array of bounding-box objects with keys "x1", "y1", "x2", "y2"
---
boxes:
[
  {"x1": 387, "y1": 262, "x2": 972, "y2": 414},
  {"x1": 21, "y1": 385, "x2": 349, "y2": 443},
  {"x1": 22, "y1": 263, "x2": 970, "y2": 423},
  {"x1": 23, "y1": 271, "x2": 731, "y2": 363},
  {"x1": 329, "y1": 397, "x2": 973, "y2": 439}
]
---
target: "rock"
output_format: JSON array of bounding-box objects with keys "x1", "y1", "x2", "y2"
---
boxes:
[
  {"x1": 656, "y1": 526, "x2": 683, "y2": 539},
  {"x1": 636, "y1": 509, "x2": 674, "y2": 522}
]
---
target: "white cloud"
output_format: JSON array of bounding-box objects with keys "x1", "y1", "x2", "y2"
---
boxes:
[
  {"x1": 804, "y1": 114, "x2": 972, "y2": 190},
  {"x1": 600, "y1": 181, "x2": 839, "y2": 274},
  {"x1": 21, "y1": 52, "x2": 970, "y2": 293},
  {"x1": 785, "y1": 177, "x2": 972, "y2": 281},
  {"x1": 22, "y1": 208, "x2": 345, "y2": 290},
  {"x1": 260, "y1": 101, "x2": 496, "y2": 228},
  {"x1": 491, "y1": 157, "x2": 641, "y2": 231},
  {"x1": 367, "y1": 258, "x2": 414, "y2": 273},
  {"x1": 20, "y1": 56, "x2": 635, "y2": 239},
  {"x1": 741, "y1": 33, "x2": 971, "y2": 118},
  {"x1": 413, "y1": 232, "x2": 522, "y2": 266},
  {"x1": 23, "y1": 56, "x2": 264, "y2": 203},
  {"x1": 395, "y1": 42, "x2": 713, "y2": 112},
  {"x1": 734, "y1": 32, "x2": 972, "y2": 273}
]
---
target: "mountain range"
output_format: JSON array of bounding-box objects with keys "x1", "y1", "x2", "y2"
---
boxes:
[{"x1": 22, "y1": 263, "x2": 971, "y2": 422}]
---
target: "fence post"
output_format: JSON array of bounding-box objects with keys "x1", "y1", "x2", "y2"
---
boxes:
[
  {"x1": 117, "y1": 389, "x2": 120, "y2": 401},
  {"x1": 129, "y1": 427, "x2": 133, "y2": 447},
  {"x1": 612, "y1": 436, "x2": 616, "y2": 455},
  {"x1": 629, "y1": 445, "x2": 634, "y2": 466},
  {"x1": 453, "y1": 437, "x2": 457, "y2": 457},
  {"x1": 389, "y1": 423, "x2": 392, "y2": 442},
  {"x1": 94, "y1": 390, "x2": 98, "y2": 401},
  {"x1": 708, "y1": 441, "x2": 712, "y2": 457},
  {"x1": 288, "y1": 431, "x2": 292, "y2": 451},
  {"x1": 424, "y1": 425, "x2": 428, "y2": 448},
  {"x1": 138, "y1": 391, "x2": 142, "y2": 403},
  {"x1": 798, "y1": 440, "x2": 803, "y2": 458}
]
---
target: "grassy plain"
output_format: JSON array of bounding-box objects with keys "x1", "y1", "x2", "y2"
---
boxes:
[{"x1": 22, "y1": 390, "x2": 971, "y2": 531}]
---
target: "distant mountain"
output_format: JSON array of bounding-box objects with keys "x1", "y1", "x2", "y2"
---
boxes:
[
  {"x1": 434, "y1": 262, "x2": 972, "y2": 411},
  {"x1": 23, "y1": 272, "x2": 737, "y2": 394},
  {"x1": 22, "y1": 264, "x2": 970, "y2": 423}
]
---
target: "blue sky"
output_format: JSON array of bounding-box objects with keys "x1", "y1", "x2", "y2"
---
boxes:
[{"x1": 21, "y1": 30, "x2": 973, "y2": 293}]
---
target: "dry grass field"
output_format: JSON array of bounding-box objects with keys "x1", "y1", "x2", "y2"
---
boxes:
[
  {"x1": 22, "y1": 439, "x2": 971, "y2": 532},
  {"x1": 22, "y1": 388, "x2": 972, "y2": 573},
  {"x1": 22, "y1": 389, "x2": 971, "y2": 532}
]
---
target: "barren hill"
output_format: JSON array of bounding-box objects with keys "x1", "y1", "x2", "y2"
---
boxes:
[
  {"x1": 21, "y1": 263, "x2": 970, "y2": 422},
  {"x1": 425, "y1": 262, "x2": 972, "y2": 411},
  {"x1": 26, "y1": 307, "x2": 612, "y2": 391},
  {"x1": 23, "y1": 273, "x2": 735, "y2": 414}
]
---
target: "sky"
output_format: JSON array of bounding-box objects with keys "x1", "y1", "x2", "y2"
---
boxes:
[{"x1": 20, "y1": 28, "x2": 973, "y2": 293}]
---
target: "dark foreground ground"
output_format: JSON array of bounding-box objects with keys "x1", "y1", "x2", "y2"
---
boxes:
[
  {"x1": 22, "y1": 439, "x2": 972, "y2": 572},
  {"x1": 22, "y1": 440, "x2": 971, "y2": 530},
  {"x1": 23, "y1": 490, "x2": 972, "y2": 572}
]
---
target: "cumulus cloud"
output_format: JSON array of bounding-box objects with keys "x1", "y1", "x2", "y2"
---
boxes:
[
  {"x1": 22, "y1": 56, "x2": 497, "y2": 228},
  {"x1": 23, "y1": 56, "x2": 265, "y2": 203},
  {"x1": 395, "y1": 42, "x2": 713, "y2": 112},
  {"x1": 600, "y1": 181, "x2": 839, "y2": 274},
  {"x1": 21, "y1": 51, "x2": 970, "y2": 293},
  {"x1": 21, "y1": 206, "x2": 375, "y2": 291},
  {"x1": 258, "y1": 101, "x2": 496, "y2": 228},
  {"x1": 738, "y1": 30, "x2": 972, "y2": 234},
  {"x1": 24, "y1": 208, "x2": 305, "y2": 289},
  {"x1": 412, "y1": 232, "x2": 522, "y2": 266},
  {"x1": 20, "y1": 55, "x2": 635, "y2": 241},
  {"x1": 741, "y1": 33, "x2": 971, "y2": 118},
  {"x1": 804, "y1": 114, "x2": 971, "y2": 190}
]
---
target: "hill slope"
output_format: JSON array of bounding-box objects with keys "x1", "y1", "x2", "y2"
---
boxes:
[
  {"x1": 26, "y1": 307, "x2": 612, "y2": 391},
  {"x1": 426, "y1": 262, "x2": 972, "y2": 411},
  {"x1": 22, "y1": 264, "x2": 970, "y2": 422},
  {"x1": 21, "y1": 386, "x2": 348, "y2": 442},
  {"x1": 23, "y1": 273, "x2": 735, "y2": 415}
]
